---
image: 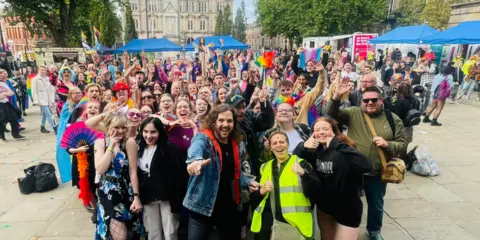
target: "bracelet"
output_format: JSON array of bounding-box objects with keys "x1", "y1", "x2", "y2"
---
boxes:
[{"x1": 107, "y1": 148, "x2": 114, "y2": 154}]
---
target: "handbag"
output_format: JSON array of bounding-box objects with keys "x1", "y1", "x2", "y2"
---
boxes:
[{"x1": 363, "y1": 112, "x2": 406, "y2": 184}]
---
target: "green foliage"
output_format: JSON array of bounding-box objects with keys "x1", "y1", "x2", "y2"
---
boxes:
[
  {"x1": 221, "y1": 5, "x2": 233, "y2": 35},
  {"x1": 420, "y1": 0, "x2": 454, "y2": 30},
  {"x1": 214, "y1": 11, "x2": 223, "y2": 35},
  {"x1": 89, "y1": 0, "x2": 122, "y2": 47},
  {"x1": 123, "y1": 4, "x2": 138, "y2": 43},
  {"x1": 393, "y1": 0, "x2": 426, "y2": 26},
  {"x1": 233, "y1": 0, "x2": 247, "y2": 42},
  {"x1": 257, "y1": 0, "x2": 387, "y2": 43},
  {"x1": 3, "y1": 0, "x2": 79, "y2": 46}
]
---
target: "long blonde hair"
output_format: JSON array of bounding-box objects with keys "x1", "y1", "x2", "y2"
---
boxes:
[{"x1": 67, "y1": 87, "x2": 82, "y2": 111}]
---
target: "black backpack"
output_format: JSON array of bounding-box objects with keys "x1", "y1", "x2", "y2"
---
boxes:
[{"x1": 17, "y1": 163, "x2": 59, "y2": 194}]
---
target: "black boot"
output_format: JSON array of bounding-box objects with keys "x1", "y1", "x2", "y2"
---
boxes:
[
  {"x1": 423, "y1": 115, "x2": 432, "y2": 123},
  {"x1": 23, "y1": 112, "x2": 27, "y2": 116},
  {"x1": 12, "y1": 134, "x2": 26, "y2": 139},
  {"x1": 431, "y1": 119, "x2": 442, "y2": 126},
  {"x1": 41, "y1": 126, "x2": 51, "y2": 133}
]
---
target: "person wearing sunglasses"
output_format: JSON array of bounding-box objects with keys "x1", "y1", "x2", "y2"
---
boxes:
[{"x1": 327, "y1": 76, "x2": 407, "y2": 240}]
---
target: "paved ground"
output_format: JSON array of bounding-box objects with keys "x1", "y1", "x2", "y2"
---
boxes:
[{"x1": 1, "y1": 99, "x2": 480, "y2": 240}]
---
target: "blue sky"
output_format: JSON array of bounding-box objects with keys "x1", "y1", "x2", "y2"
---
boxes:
[{"x1": 233, "y1": 0, "x2": 256, "y2": 23}]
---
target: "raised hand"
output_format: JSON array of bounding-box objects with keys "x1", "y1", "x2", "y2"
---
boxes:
[
  {"x1": 333, "y1": 76, "x2": 351, "y2": 100},
  {"x1": 260, "y1": 176, "x2": 273, "y2": 196},
  {"x1": 291, "y1": 162, "x2": 305, "y2": 176},
  {"x1": 304, "y1": 135, "x2": 320, "y2": 149},
  {"x1": 187, "y1": 159, "x2": 212, "y2": 176}
]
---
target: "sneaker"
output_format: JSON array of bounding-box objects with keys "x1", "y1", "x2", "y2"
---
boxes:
[
  {"x1": 19, "y1": 127, "x2": 25, "y2": 132},
  {"x1": 431, "y1": 120, "x2": 442, "y2": 126},
  {"x1": 457, "y1": 95, "x2": 463, "y2": 100},
  {"x1": 23, "y1": 112, "x2": 27, "y2": 116},
  {"x1": 12, "y1": 135, "x2": 26, "y2": 140},
  {"x1": 369, "y1": 233, "x2": 384, "y2": 240},
  {"x1": 41, "y1": 126, "x2": 51, "y2": 133},
  {"x1": 422, "y1": 116, "x2": 432, "y2": 123}
]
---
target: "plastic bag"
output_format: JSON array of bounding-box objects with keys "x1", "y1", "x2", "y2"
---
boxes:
[{"x1": 411, "y1": 147, "x2": 440, "y2": 176}]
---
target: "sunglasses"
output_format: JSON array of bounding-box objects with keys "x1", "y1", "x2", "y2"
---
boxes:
[
  {"x1": 154, "y1": 94, "x2": 162, "y2": 97},
  {"x1": 127, "y1": 112, "x2": 143, "y2": 118},
  {"x1": 141, "y1": 95, "x2": 153, "y2": 100},
  {"x1": 362, "y1": 98, "x2": 379, "y2": 104}
]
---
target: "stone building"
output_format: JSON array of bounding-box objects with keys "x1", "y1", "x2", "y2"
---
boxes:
[
  {"x1": 448, "y1": 1, "x2": 480, "y2": 27},
  {"x1": 129, "y1": 0, "x2": 232, "y2": 44},
  {"x1": 245, "y1": 24, "x2": 289, "y2": 51}
]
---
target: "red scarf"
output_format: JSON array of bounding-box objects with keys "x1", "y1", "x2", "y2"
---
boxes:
[{"x1": 202, "y1": 129, "x2": 241, "y2": 205}]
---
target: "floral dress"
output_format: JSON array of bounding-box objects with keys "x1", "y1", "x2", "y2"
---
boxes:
[{"x1": 96, "y1": 144, "x2": 145, "y2": 240}]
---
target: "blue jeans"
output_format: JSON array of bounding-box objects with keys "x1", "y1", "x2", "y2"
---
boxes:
[
  {"x1": 40, "y1": 106, "x2": 55, "y2": 128},
  {"x1": 363, "y1": 175, "x2": 387, "y2": 235}
]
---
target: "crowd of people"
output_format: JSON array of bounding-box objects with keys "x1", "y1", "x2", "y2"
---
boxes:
[{"x1": 0, "y1": 46, "x2": 479, "y2": 240}]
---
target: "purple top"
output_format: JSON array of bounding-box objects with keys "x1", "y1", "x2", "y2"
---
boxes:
[{"x1": 168, "y1": 126, "x2": 194, "y2": 151}]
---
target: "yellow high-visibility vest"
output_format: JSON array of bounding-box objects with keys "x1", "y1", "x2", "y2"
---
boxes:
[{"x1": 250, "y1": 155, "x2": 313, "y2": 238}]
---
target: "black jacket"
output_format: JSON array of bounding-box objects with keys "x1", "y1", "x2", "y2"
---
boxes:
[
  {"x1": 392, "y1": 97, "x2": 418, "y2": 126},
  {"x1": 294, "y1": 138, "x2": 372, "y2": 205},
  {"x1": 292, "y1": 55, "x2": 320, "y2": 88},
  {"x1": 240, "y1": 101, "x2": 275, "y2": 175},
  {"x1": 138, "y1": 145, "x2": 171, "y2": 205}
]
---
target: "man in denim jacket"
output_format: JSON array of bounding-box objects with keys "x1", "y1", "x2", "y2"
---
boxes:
[{"x1": 183, "y1": 104, "x2": 260, "y2": 239}]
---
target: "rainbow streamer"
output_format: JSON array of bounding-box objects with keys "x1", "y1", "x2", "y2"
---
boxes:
[{"x1": 26, "y1": 74, "x2": 35, "y2": 100}]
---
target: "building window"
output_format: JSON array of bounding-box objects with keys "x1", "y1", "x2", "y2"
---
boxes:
[
  {"x1": 217, "y1": 2, "x2": 225, "y2": 12},
  {"x1": 153, "y1": 4, "x2": 157, "y2": 11},
  {"x1": 188, "y1": 20, "x2": 193, "y2": 31},
  {"x1": 152, "y1": 20, "x2": 156, "y2": 30},
  {"x1": 200, "y1": 20, "x2": 206, "y2": 31},
  {"x1": 189, "y1": 2, "x2": 194, "y2": 12},
  {"x1": 185, "y1": 2, "x2": 189, "y2": 12},
  {"x1": 135, "y1": 19, "x2": 139, "y2": 29},
  {"x1": 200, "y1": 2, "x2": 207, "y2": 12},
  {"x1": 131, "y1": 4, "x2": 138, "y2": 11}
]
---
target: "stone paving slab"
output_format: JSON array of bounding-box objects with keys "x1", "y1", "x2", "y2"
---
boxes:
[{"x1": 1, "y1": 103, "x2": 480, "y2": 239}]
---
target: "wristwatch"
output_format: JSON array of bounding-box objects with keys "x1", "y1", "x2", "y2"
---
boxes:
[{"x1": 133, "y1": 193, "x2": 139, "y2": 197}]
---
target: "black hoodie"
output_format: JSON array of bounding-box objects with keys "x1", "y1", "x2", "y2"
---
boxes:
[{"x1": 293, "y1": 138, "x2": 372, "y2": 225}]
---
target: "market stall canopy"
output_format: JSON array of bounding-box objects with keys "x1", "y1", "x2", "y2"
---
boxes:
[
  {"x1": 92, "y1": 43, "x2": 113, "y2": 54},
  {"x1": 113, "y1": 38, "x2": 183, "y2": 53},
  {"x1": 422, "y1": 21, "x2": 480, "y2": 44},
  {"x1": 183, "y1": 36, "x2": 248, "y2": 51},
  {"x1": 369, "y1": 25, "x2": 439, "y2": 44}
]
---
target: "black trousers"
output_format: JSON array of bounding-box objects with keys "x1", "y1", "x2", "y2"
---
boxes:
[
  {"x1": 0, "y1": 102, "x2": 19, "y2": 138},
  {"x1": 188, "y1": 204, "x2": 241, "y2": 240},
  {"x1": 16, "y1": 94, "x2": 26, "y2": 112}
]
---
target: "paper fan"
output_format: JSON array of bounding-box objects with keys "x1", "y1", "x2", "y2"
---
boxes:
[{"x1": 61, "y1": 122, "x2": 104, "y2": 149}]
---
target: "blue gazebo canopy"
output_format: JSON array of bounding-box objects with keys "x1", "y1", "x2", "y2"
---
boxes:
[
  {"x1": 369, "y1": 25, "x2": 440, "y2": 44},
  {"x1": 422, "y1": 21, "x2": 480, "y2": 44},
  {"x1": 183, "y1": 36, "x2": 248, "y2": 51},
  {"x1": 113, "y1": 38, "x2": 183, "y2": 53}
]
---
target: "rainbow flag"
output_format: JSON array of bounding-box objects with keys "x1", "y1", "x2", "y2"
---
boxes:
[
  {"x1": 255, "y1": 51, "x2": 275, "y2": 69},
  {"x1": 26, "y1": 74, "x2": 35, "y2": 100}
]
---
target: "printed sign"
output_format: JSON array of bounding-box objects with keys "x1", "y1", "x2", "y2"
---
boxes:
[{"x1": 353, "y1": 34, "x2": 377, "y2": 59}]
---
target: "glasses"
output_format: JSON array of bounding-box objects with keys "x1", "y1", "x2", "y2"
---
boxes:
[
  {"x1": 127, "y1": 112, "x2": 143, "y2": 118},
  {"x1": 362, "y1": 98, "x2": 379, "y2": 104},
  {"x1": 73, "y1": 92, "x2": 83, "y2": 95},
  {"x1": 142, "y1": 95, "x2": 153, "y2": 100},
  {"x1": 277, "y1": 109, "x2": 293, "y2": 114},
  {"x1": 155, "y1": 94, "x2": 162, "y2": 98}
]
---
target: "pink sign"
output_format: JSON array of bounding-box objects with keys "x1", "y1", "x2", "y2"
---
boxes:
[{"x1": 353, "y1": 34, "x2": 377, "y2": 59}]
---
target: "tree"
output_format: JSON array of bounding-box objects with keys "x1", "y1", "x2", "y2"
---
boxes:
[
  {"x1": 420, "y1": 0, "x2": 454, "y2": 30},
  {"x1": 221, "y1": 5, "x2": 233, "y2": 35},
  {"x1": 3, "y1": 0, "x2": 78, "y2": 46},
  {"x1": 123, "y1": 4, "x2": 138, "y2": 43},
  {"x1": 214, "y1": 11, "x2": 224, "y2": 35},
  {"x1": 89, "y1": 0, "x2": 122, "y2": 47},
  {"x1": 393, "y1": 0, "x2": 426, "y2": 27},
  {"x1": 233, "y1": 0, "x2": 247, "y2": 42}
]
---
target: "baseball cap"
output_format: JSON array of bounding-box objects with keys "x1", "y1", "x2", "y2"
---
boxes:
[{"x1": 226, "y1": 95, "x2": 245, "y2": 107}]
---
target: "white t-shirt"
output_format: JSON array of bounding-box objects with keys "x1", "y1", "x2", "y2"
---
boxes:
[
  {"x1": 285, "y1": 129, "x2": 303, "y2": 154},
  {"x1": 341, "y1": 71, "x2": 360, "y2": 83},
  {"x1": 138, "y1": 146, "x2": 157, "y2": 173}
]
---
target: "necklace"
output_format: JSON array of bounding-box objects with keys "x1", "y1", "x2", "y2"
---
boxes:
[{"x1": 143, "y1": 146, "x2": 157, "y2": 173}]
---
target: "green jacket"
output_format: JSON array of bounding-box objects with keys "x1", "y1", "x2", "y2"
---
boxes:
[{"x1": 326, "y1": 99, "x2": 407, "y2": 174}]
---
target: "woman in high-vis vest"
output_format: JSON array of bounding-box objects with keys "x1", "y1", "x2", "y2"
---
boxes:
[{"x1": 251, "y1": 130, "x2": 320, "y2": 240}]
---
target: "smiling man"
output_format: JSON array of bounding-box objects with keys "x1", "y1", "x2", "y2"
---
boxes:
[
  {"x1": 184, "y1": 104, "x2": 260, "y2": 240},
  {"x1": 327, "y1": 79, "x2": 407, "y2": 240}
]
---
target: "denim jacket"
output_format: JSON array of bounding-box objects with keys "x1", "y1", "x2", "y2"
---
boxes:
[{"x1": 183, "y1": 133, "x2": 252, "y2": 217}]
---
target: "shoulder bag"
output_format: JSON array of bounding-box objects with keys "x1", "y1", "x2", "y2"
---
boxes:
[{"x1": 363, "y1": 112, "x2": 406, "y2": 184}]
